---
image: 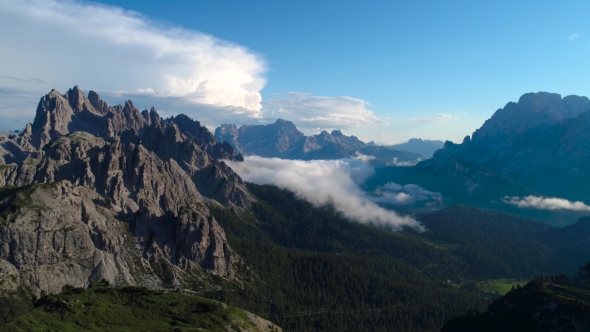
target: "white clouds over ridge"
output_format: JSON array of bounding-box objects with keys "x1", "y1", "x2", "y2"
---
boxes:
[
  {"x1": 0, "y1": 0, "x2": 266, "y2": 114},
  {"x1": 264, "y1": 93, "x2": 386, "y2": 129},
  {"x1": 503, "y1": 196, "x2": 590, "y2": 211},
  {"x1": 225, "y1": 156, "x2": 424, "y2": 231}
]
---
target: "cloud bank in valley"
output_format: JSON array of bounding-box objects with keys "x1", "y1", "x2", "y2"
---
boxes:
[
  {"x1": 0, "y1": 0, "x2": 267, "y2": 128},
  {"x1": 225, "y1": 156, "x2": 426, "y2": 231},
  {"x1": 503, "y1": 195, "x2": 590, "y2": 211}
]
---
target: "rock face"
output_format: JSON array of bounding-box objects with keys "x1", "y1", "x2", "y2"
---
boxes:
[
  {"x1": 215, "y1": 119, "x2": 422, "y2": 166},
  {"x1": 425, "y1": 92, "x2": 590, "y2": 202},
  {"x1": 0, "y1": 86, "x2": 249, "y2": 296}
]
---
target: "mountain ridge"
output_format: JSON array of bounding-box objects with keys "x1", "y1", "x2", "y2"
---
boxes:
[{"x1": 215, "y1": 119, "x2": 424, "y2": 167}]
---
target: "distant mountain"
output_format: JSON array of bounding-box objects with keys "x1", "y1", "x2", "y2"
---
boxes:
[
  {"x1": 391, "y1": 138, "x2": 444, "y2": 159},
  {"x1": 215, "y1": 119, "x2": 422, "y2": 166}
]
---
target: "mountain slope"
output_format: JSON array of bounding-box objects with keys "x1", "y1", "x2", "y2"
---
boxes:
[
  {"x1": 206, "y1": 185, "x2": 590, "y2": 331},
  {"x1": 427, "y1": 92, "x2": 590, "y2": 202},
  {"x1": 2, "y1": 281, "x2": 281, "y2": 332},
  {"x1": 442, "y1": 271, "x2": 590, "y2": 331}
]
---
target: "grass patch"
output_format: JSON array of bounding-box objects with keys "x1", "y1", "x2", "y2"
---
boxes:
[
  {"x1": 2, "y1": 282, "x2": 264, "y2": 332},
  {"x1": 477, "y1": 279, "x2": 530, "y2": 295}
]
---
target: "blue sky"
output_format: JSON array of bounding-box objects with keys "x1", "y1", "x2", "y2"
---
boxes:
[{"x1": 1, "y1": 0, "x2": 589, "y2": 143}]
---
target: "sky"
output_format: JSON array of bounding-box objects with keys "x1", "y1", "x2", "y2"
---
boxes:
[{"x1": 1, "y1": 0, "x2": 589, "y2": 144}]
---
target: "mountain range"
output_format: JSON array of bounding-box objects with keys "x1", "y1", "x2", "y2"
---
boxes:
[
  {"x1": 0, "y1": 86, "x2": 250, "y2": 295},
  {"x1": 3, "y1": 86, "x2": 590, "y2": 331},
  {"x1": 390, "y1": 138, "x2": 444, "y2": 159},
  {"x1": 214, "y1": 120, "x2": 438, "y2": 167}
]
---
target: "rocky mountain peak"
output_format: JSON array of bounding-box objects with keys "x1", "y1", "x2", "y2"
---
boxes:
[
  {"x1": 0, "y1": 85, "x2": 251, "y2": 295},
  {"x1": 473, "y1": 91, "x2": 590, "y2": 141},
  {"x1": 88, "y1": 90, "x2": 110, "y2": 115},
  {"x1": 424, "y1": 91, "x2": 590, "y2": 202}
]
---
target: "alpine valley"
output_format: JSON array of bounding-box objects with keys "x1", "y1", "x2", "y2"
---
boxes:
[{"x1": 2, "y1": 87, "x2": 590, "y2": 332}]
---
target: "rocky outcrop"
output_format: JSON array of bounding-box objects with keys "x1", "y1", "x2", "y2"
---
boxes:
[
  {"x1": 0, "y1": 181, "x2": 131, "y2": 295},
  {"x1": 0, "y1": 86, "x2": 248, "y2": 296}
]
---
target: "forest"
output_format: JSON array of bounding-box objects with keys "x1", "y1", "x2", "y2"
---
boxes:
[{"x1": 204, "y1": 184, "x2": 590, "y2": 331}]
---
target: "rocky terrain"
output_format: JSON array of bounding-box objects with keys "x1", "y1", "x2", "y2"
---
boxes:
[
  {"x1": 215, "y1": 119, "x2": 422, "y2": 166},
  {"x1": 0, "y1": 86, "x2": 251, "y2": 297}
]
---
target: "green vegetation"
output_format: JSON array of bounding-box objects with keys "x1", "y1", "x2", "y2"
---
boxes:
[
  {"x1": 477, "y1": 279, "x2": 528, "y2": 296},
  {"x1": 207, "y1": 184, "x2": 590, "y2": 331},
  {"x1": 417, "y1": 205, "x2": 590, "y2": 278},
  {"x1": 208, "y1": 184, "x2": 491, "y2": 332},
  {"x1": 3, "y1": 282, "x2": 272, "y2": 332},
  {"x1": 2, "y1": 182, "x2": 590, "y2": 331},
  {"x1": 0, "y1": 286, "x2": 36, "y2": 326},
  {"x1": 442, "y1": 277, "x2": 590, "y2": 332}
]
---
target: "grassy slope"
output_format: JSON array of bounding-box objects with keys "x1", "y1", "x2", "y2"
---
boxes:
[{"x1": 2, "y1": 282, "x2": 274, "y2": 332}]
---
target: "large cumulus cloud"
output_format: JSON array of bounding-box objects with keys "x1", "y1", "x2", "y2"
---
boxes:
[{"x1": 0, "y1": 0, "x2": 267, "y2": 127}]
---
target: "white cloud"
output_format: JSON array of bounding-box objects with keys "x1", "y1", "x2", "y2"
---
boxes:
[
  {"x1": 264, "y1": 93, "x2": 386, "y2": 129},
  {"x1": 225, "y1": 156, "x2": 423, "y2": 231},
  {"x1": 503, "y1": 195, "x2": 590, "y2": 211},
  {"x1": 409, "y1": 114, "x2": 454, "y2": 124},
  {"x1": 371, "y1": 182, "x2": 443, "y2": 207},
  {"x1": 569, "y1": 33, "x2": 580, "y2": 40},
  {"x1": 388, "y1": 157, "x2": 422, "y2": 167},
  {"x1": 354, "y1": 152, "x2": 376, "y2": 163},
  {"x1": 0, "y1": 0, "x2": 266, "y2": 119}
]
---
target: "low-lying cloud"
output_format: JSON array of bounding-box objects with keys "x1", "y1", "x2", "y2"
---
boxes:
[
  {"x1": 225, "y1": 156, "x2": 424, "y2": 231},
  {"x1": 371, "y1": 182, "x2": 443, "y2": 207},
  {"x1": 388, "y1": 157, "x2": 422, "y2": 167},
  {"x1": 503, "y1": 195, "x2": 590, "y2": 211}
]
